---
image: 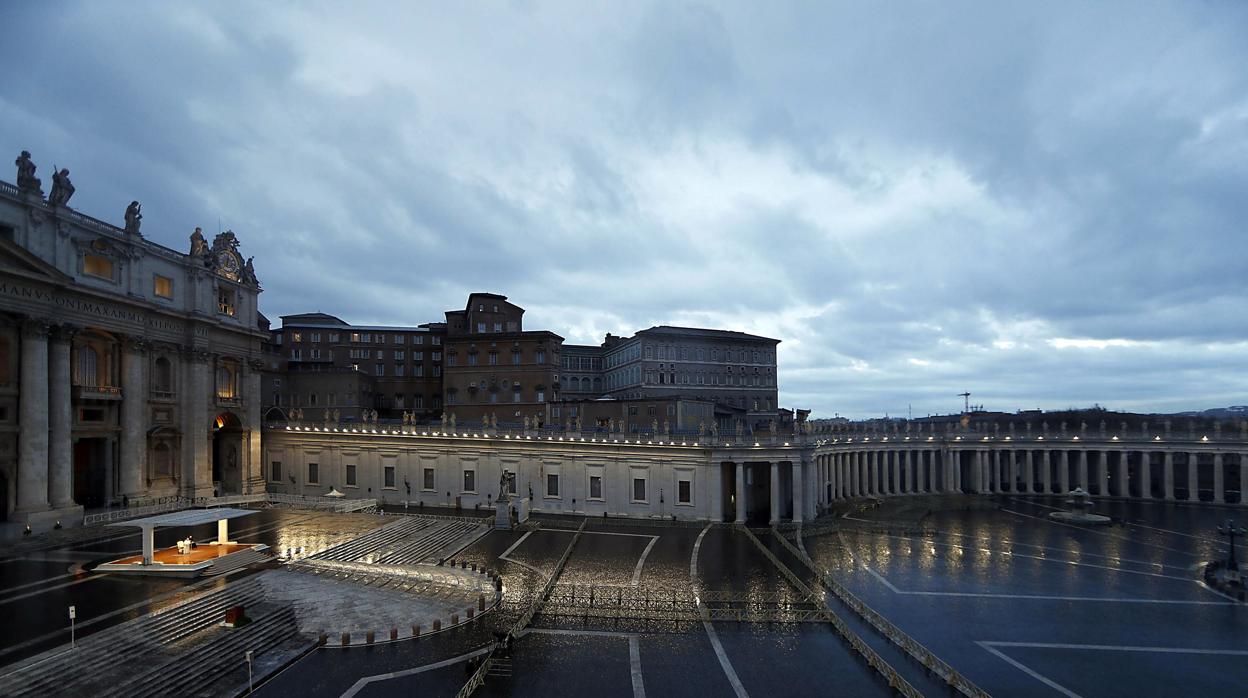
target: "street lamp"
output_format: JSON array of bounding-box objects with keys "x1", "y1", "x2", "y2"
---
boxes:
[{"x1": 1217, "y1": 519, "x2": 1246, "y2": 571}]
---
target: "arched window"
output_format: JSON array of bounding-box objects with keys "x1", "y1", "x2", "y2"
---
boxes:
[
  {"x1": 216, "y1": 360, "x2": 237, "y2": 399},
  {"x1": 76, "y1": 346, "x2": 99, "y2": 387},
  {"x1": 153, "y1": 356, "x2": 173, "y2": 394}
]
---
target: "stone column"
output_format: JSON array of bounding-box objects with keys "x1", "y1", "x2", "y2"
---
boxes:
[
  {"x1": 891, "y1": 451, "x2": 900, "y2": 495},
  {"x1": 1139, "y1": 451, "x2": 1152, "y2": 499},
  {"x1": 119, "y1": 338, "x2": 147, "y2": 499},
  {"x1": 17, "y1": 320, "x2": 51, "y2": 513},
  {"x1": 1187, "y1": 452, "x2": 1200, "y2": 502},
  {"x1": 954, "y1": 449, "x2": 962, "y2": 492},
  {"x1": 928, "y1": 450, "x2": 938, "y2": 493},
  {"x1": 866, "y1": 451, "x2": 876, "y2": 495},
  {"x1": 734, "y1": 462, "x2": 745, "y2": 523},
  {"x1": 245, "y1": 359, "x2": 264, "y2": 494},
  {"x1": 905, "y1": 450, "x2": 915, "y2": 494},
  {"x1": 1023, "y1": 450, "x2": 1034, "y2": 494},
  {"x1": 1041, "y1": 450, "x2": 1052, "y2": 494},
  {"x1": 1116, "y1": 450, "x2": 1129, "y2": 497},
  {"x1": 1078, "y1": 451, "x2": 1089, "y2": 491},
  {"x1": 831, "y1": 454, "x2": 839, "y2": 500},
  {"x1": 1240, "y1": 453, "x2": 1248, "y2": 506},
  {"x1": 1058, "y1": 450, "x2": 1070, "y2": 493},
  {"x1": 769, "y1": 461, "x2": 781, "y2": 524},
  {"x1": 992, "y1": 450, "x2": 1002, "y2": 493},
  {"x1": 186, "y1": 350, "x2": 213, "y2": 499},
  {"x1": 792, "y1": 461, "x2": 803, "y2": 523},
  {"x1": 47, "y1": 326, "x2": 74, "y2": 508},
  {"x1": 1098, "y1": 450, "x2": 1110, "y2": 496},
  {"x1": 1006, "y1": 450, "x2": 1017, "y2": 493},
  {"x1": 1163, "y1": 452, "x2": 1175, "y2": 501},
  {"x1": 1213, "y1": 454, "x2": 1224, "y2": 504}
]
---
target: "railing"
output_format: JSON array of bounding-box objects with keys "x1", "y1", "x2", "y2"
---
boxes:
[
  {"x1": 773, "y1": 528, "x2": 991, "y2": 698},
  {"x1": 738, "y1": 525, "x2": 923, "y2": 698},
  {"x1": 458, "y1": 517, "x2": 586, "y2": 698},
  {"x1": 73, "y1": 385, "x2": 123, "y2": 401},
  {"x1": 83, "y1": 498, "x2": 192, "y2": 525}
]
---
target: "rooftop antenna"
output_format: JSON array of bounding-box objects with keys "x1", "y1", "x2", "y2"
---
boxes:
[{"x1": 958, "y1": 391, "x2": 971, "y2": 413}]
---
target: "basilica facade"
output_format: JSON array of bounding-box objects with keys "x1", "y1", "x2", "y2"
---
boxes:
[{"x1": 0, "y1": 153, "x2": 267, "y2": 532}]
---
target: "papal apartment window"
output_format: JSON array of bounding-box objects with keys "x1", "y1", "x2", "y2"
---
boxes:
[
  {"x1": 488, "y1": 352, "x2": 498, "y2": 365},
  {"x1": 536, "y1": 390, "x2": 545, "y2": 403},
  {"x1": 589, "y1": 475, "x2": 603, "y2": 500},
  {"x1": 447, "y1": 354, "x2": 456, "y2": 366},
  {"x1": 329, "y1": 333, "x2": 339, "y2": 342},
  {"x1": 395, "y1": 364, "x2": 405, "y2": 376},
  {"x1": 463, "y1": 470, "x2": 476, "y2": 493},
  {"x1": 632, "y1": 477, "x2": 647, "y2": 502},
  {"x1": 414, "y1": 336, "x2": 423, "y2": 345},
  {"x1": 394, "y1": 350, "x2": 404, "y2": 360},
  {"x1": 375, "y1": 334, "x2": 385, "y2": 343},
  {"x1": 362, "y1": 333, "x2": 371, "y2": 342},
  {"x1": 423, "y1": 468, "x2": 435, "y2": 490},
  {"x1": 547, "y1": 473, "x2": 560, "y2": 498},
  {"x1": 351, "y1": 332, "x2": 361, "y2": 342},
  {"x1": 270, "y1": 461, "x2": 282, "y2": 482},
  {"x1": 153, "y1": 275, "x2": 173, "y2": 299},
  {"x1": 346, "y1": 464, "x2": 358, "y2": 487},
  {"x1": 536, "y1": 350, "x2": 546, "y2": 364},
  {"x1": 310, "y1": 332, "x2": 320, "y2": 343},
  {"x1": 512, "y1": 351, "x2": 521, "y2": 365},
  {"x1": 432, "y1": 336, "x2": 441, "y2": 345},
  {"x1": 493, "y1": 323, "x2": 502, "y2": 332},
  {"x1": 468, "y1": 353, "x2": 477, "y2": 366},
  {"x1": 395, "y1": 335, "x2": 404, "y2": 344},
  {"x1": 308, "y1": 462, "x2": 319, "y2": 485},
  {"x1": 384, "y1": 466, "x2": 396, "y2": 489},
  {"x1": 432, "y1": 366, "x2": 441, "y2": 377},
  {"x1": 513, "y1": 387, "x2": 521, "y2": 403},
  {"x1": 477, "y1": 322, "x2": 486, "y2": 333},
  {"x1": 83, "y1": 254, "x2": 115, "y2": 281}
]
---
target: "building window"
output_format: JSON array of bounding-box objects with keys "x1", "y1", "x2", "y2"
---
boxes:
[
  {"x1": 395, "y1": 393, "x2": 405, "y2": 408},
  {"x1": 488, "y1": 352, "x2": 498, "y2": 365},
  {"x1": 152, "y1": 442, "x2": 172, "y2": 477},
  {"x1": 432, "y1": 366, "x2": 441, "y2": 377},
  {"x1": 414, "y1": 336, "x2": 424, "y2": 345},
  {"x1": 308, "y1": 462, "x2": 320, "y2": 485},
  {"x1": 513, "y1": 387, "x2": 521, "y2": 403},
  {"x1": 678, "y1": 479, "x2": 692, "y2": 504},
  {"x1": 375, "y1": 364, "x2": 385, "y2": 376},
  {"x1": 153, "y1": 275, "x2": 173, "y2": 299},
  {"x1": 329, "y1": 333, "x2": 339, "y2": 342},
  {"x1": 589, "y1": 475, "x2": 602, "y2": 500},
  {"x1": 432, "y1": 336, "x2": 441, "y2": 346},
  {"x1": 218, "y1": 288, "x2": 237, "y2": 316},
  {"x1": 270, "y1": 460, "x2": 282, "y2": 482},
  {"x1": 83, "y1": 254, "x2": 115, "y2": 280},
  {"x1": 512, "y1": 351, "x2": 521, "y2": 365},
  {"x1": 468, "y1": 353, "x2": 478, "y2": 366},
  {"x1": 463, "y1": 469, "x2": 476, "y2": 493},
  {"x1": 346, "y1": 464, "x2": 358, "y2": 487},
  {"x1": 384, "y1": 465, "x2": 396, "y2": 489},
  {"x1": 395, "y1": 335, "x2": 404, "y2": 344},
  {"x1": 423, "y1": 468, "x2": 435, "y2": 491},
  {"x1": 536, "y1": 350, "x2": 546, "y2": 364},
  {"x1": 547, "y1": 473, "x2": 560, "y2": 498},
  {"x1": 536, "y1": 390, "x2": 545, "y2": 403},
  {"x1": 632, "y1": 477, "x2": 647, "y2": 502},
  {"x1": 152, "y1": 356, "x2": 173, "y2": 395},
  {"x1": 395, "y1": 365, "x2": 405, "y2": 377},
  {"x1": 394, "y1": 350, "x2": 405, "y2": 360},
  {"x1": 447, "y1": 354, "x2": 457, "y2": 366},
  {"x1": 488, "y1": 392, "x2": 498, "y2": 404},
  {"x1": 216, "y1": 361, "x2": 238, "y2": 399}
]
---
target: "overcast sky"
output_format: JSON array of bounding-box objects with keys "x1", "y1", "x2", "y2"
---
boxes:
[{"x1": 3, "y1": 2, "x2": 1246, "y2": 419}]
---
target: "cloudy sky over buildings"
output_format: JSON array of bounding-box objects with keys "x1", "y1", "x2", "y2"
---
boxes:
[{"x1": 3, "y1": 2, "x2": 1246, "y2": 419}]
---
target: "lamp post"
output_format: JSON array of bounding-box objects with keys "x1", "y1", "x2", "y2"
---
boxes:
[{"x1": 1217, "y1": 519, "x2": 1246, "y2": 571}]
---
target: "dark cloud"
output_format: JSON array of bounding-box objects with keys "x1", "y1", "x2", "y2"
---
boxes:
[{"x1": 2, "y1": 1, "x2": 1246, "y2": 418}]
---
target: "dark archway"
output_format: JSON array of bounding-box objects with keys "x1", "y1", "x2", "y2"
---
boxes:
[{"x1": 212, "y1": 412, "x2": 244, "y2": 496}]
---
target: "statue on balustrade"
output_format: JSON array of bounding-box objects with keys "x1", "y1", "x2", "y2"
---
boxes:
[
  {"x1": 14, "y1": 150, "x2": 41, "y2": 194},
  {"x1": 698, "y1": 421, "x2": 706, "y2": 437},
  {"x1": 575, "y1": 415, "x2": 582, "y2": 432},
  {"x1": 735, "y1": 420, "x2": 743, "y2": 439},
  {"x1": 441, "y1": 413, "x2": 449, "y2": 431},
  {"x1": 449, "y1": 413, "x2": 457, "y2": 430},
  {"x1": 490, "y1": 413, "x2": 497, "y2": 429},
  {"x1": 651, "y1": 418, "x2": 659, "y2": 434},
  {"x1": 663, "y1": 420, "x2": 670, "y2": 435},
  {"x1": 523, "y1": 415, "x2": 531, "y2": 430},
  {"x1": 332, "y1": 409, "x2": 340, "y2": 424},
  {"x1": 710, "y1": 422, "x2": 719, "y2": 438},
  {"x1": 190, "y1": 227, "x2": 209, "y2": 258},
  {"x1": 124, "y1": 201, "x2": 142, "y2": 234},
  {"x1": 48, "y1": 167, "x2": 75, "y2": 206}
]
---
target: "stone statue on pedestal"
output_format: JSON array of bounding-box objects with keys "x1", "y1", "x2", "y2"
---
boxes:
[
  {"x1": 190, "y1": 227, "x2": 209, "y2": 258},
  {"x1": 651, "y1": 419, "x2": 658, "y2": 434},
  {"x1": 124, "y1": 201, "x2": 142, "y2": 234},
  {"x1": 523, "y1": 415, "x2": 531, "y2": 430},
  {"x1": 48, "y1": 168, "x2": 75, "y2": 207},
  {"x1": 698, "y1": 421, "x2": 706, "y2": 436},
  {"x1": 711, "y1": 422, "x2": 719, "y2": 438},
  {"x1": 15, "y1": 151, "x2": 41, "y2": 194},
  {"x1": 490, "y1": 413, "x2": 497, "y2": 429},
  {"x1": 242, "y1": 257, "x2": 259, "y2": 286},
  {"x1": 449, "y1": 413, "x2": 457, "y2": 430},
  {"x1": 663, "y1": 419, "x2": 670, "y2": 435}
]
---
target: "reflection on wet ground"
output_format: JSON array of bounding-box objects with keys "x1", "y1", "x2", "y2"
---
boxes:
[{"x1": 5, "y1": 498, "x2": 1247, "y2": 697}]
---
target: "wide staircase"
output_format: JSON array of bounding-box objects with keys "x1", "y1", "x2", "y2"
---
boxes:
[
  {"x1": 0, "y1": 576, "x2": 305, "y2": 698},
  {"x1": 311, "y1": 516, "x2": 484, "y2": 565},
  {"x1": 203, "y1": 546, "x2": 273, "y2": 576}
]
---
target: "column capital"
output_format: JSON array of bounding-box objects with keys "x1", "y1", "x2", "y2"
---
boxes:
[
  {"x1": 49, "y1": 322, "x2": 81, "y2": 343},
  {"x1": 120, "y1": 335, "x2": 149, "y2": 354},
  {"x1": 184, "y1": 348, "x2": 213, "y2": 364},
  {"x1": 20, "y1": 317, "x2": 52, "y2": 339},
  {"x1": 246, "y1": 358, "x2": 266, "y2": 372}
]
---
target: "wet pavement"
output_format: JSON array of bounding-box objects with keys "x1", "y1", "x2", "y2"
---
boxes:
[{"x1": 4, "y1": 498, "x2": 1246, "y2": 697}]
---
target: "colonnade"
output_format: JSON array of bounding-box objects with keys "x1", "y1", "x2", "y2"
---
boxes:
[{"x1": 810, "y1": 444, "x2": 1248, "y2": 507}]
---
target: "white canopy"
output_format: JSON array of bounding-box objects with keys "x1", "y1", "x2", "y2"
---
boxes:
[{"x1": 107, "y1": 507, "x2": 257, "y2": 529}]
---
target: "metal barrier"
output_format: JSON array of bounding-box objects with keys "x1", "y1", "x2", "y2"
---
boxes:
[
  {"x1": 457, "y1": 518, "x2": 587, "y2": 698},
  {"x1": 83, "y1": 499, "x2": 192, "y2": 526},
  {"x1": 82, "y1": 493, "x2": 382, "y2": 526},
  {"x1": 539, "y1": 583, "x2": 832, "y2": 624},
  {"x1": 738, "y1": 525, "x2": 923, "y2": 698},
  {"x1": 773, "y1": 528, "x2": 992, "y2": 698}
]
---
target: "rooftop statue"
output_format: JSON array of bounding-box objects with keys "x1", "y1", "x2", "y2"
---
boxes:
[
  {"x1": 48, "y1": 168, "x2": 75, "y2": 207},
  {"x1": 190, "y1": 227, "x2": 209, "y2": 258},
  {"x1": 124, "y1": 201, "x2": 142, "y2": 234},
  {"x1": 14, "y1": 150, "x2": 41, "y2": 194}
]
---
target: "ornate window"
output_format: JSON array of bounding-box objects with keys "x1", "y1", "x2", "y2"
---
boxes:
[
  {"x1": 75, "y1": 345, "x2": 99, "y2": 387},
  {"x1": 152, "y1": 442, "x2": 172, "y2": 478},
  {"x1": 152, "y1": 356, "x2": 173, "y2": 396},
  {"x1": 216, "y1": 359, "x2": 238, "y2": 399}
]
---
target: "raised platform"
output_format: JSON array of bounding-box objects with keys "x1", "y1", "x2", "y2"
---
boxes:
[{"x1": 96, "y1": 542, "x2": 269, "y2": 577}]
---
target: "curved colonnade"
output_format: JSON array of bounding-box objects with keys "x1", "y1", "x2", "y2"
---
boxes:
[{"x1": 810, "y1": 435, "x2": 1248, "y2": 509}]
